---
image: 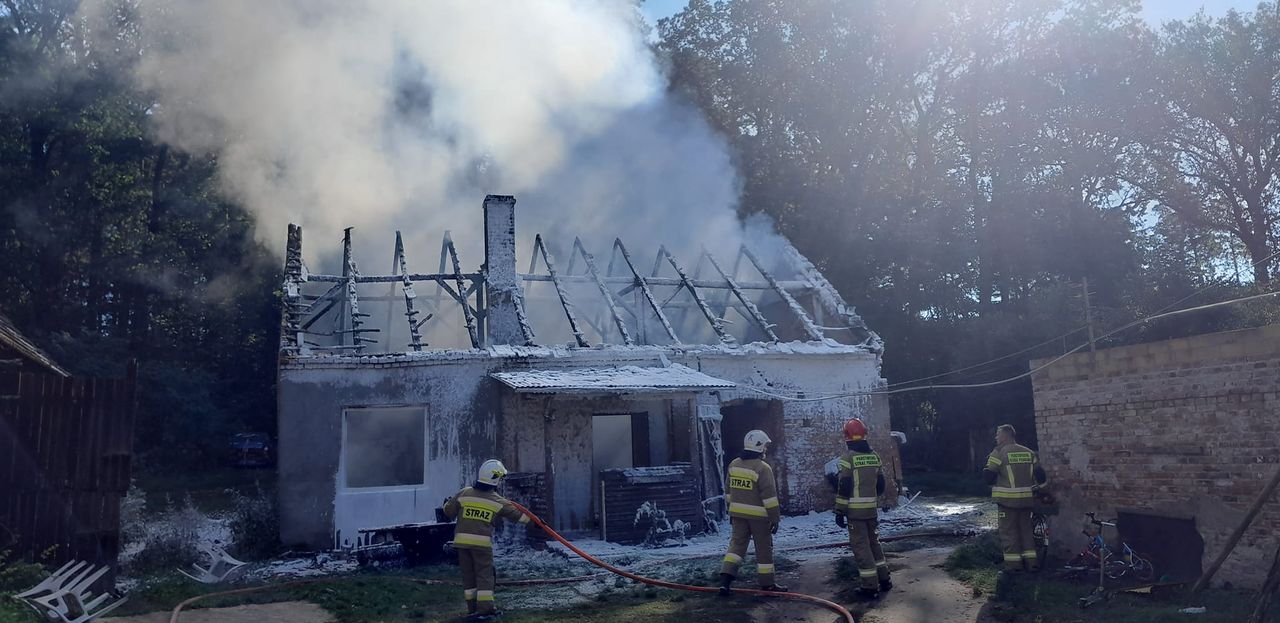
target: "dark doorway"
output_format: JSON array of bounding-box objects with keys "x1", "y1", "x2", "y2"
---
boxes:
[
  {"x1": 719, "y1": 399, "x2": 784, "y2": 474},
  {"x1": 1116, "y1": 510, "x2": 1204, "y2": 582}
]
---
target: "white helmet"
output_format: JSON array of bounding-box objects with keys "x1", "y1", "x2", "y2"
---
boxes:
[
  {"x1": 744, "y1": 430, "x2": 772, "y2": 452},
  {"x1": 478, "y1": 459, "x2": 508, "y2": 486}
]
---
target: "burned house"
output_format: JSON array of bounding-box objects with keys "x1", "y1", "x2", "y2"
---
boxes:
[{"x1": 276, "y1": 195, "x2": 895, "y2": 549}]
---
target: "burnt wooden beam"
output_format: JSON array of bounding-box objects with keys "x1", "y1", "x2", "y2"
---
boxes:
[
  {"x1": 444, "y1": 232, "x2": 481, "y2": 348},
  {"x1": 306, "y1": 272, "x2": 484, "y2": 283},
  {"x1": 573, "y1": 238, "x2": 633, "y2": 345},
  {"x1": 663, "y1": 246, "x2": 734, "y2": 345},
  {"x1": 341, "y1": 228, "x2": 368, "y2": 352},
  {"x1": 534, "y1": 234, "x2": 588, "y2": 347},
  {"x1": 614, "y1": 238, "x2": 679, "y2": 344},
  {"x1": 741, "y1": 245, "x2": 824, "y2": 342},
  {"x1": 280, "y1": 224, "x2": 306, "y2": 353},
  {"x1": 706, "y1": 251, "x2": 778, "y2": 342},
  {"x1": 395, "y1": 231, "x2": 425, "y2": 351}
]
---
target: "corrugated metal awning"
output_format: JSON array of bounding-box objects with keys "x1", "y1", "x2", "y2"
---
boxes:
[{"x1": 491, "y1": 364, "x2": 734, "y2": 395}]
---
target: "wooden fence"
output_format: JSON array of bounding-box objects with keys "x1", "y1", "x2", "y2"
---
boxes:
[{"x1": 0, "y1": 364, "x2": 137, "y2": 570}]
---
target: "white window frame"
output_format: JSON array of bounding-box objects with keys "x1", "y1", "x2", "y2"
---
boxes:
[{"x1": 339, "y1": 405, "x2": 429, "y2": 492}]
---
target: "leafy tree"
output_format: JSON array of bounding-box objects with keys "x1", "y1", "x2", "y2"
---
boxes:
[
  {"x1": 1129, "y1": 3, "x2": 1280, "y2": 284},
  {"x1": 0, "y1": 1, "x2": 280, "y2": 471}
]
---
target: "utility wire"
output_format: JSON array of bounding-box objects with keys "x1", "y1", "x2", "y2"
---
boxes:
[
  {"x1": 884, "y1": 325, "x2": 1088, "y2": 388},
  {"x1": 738, "y1": 289, "x2": 1280, "y2": 402},
  {"x1": 885, "y1": 247, "x2": 1280, "y2": 389}
]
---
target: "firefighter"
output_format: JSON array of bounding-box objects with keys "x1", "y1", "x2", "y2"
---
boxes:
[
  {"x1": 982, "y1": 424, "x2": 1048, "y2": 572},
  {"x1": 833, "y1": 418, "x2": 891, "y2": 598},
  {"x1": 719, "y1": 429, "x2": 787, "y2": 595},
  {"x1": 442, "y1": 459, "x2": 530, "y2": 619}
]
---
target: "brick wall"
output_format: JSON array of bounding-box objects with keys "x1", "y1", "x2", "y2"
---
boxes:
[
  {"x1": 777, "y1": 393, "x2": 901, "y2": 512},
  {"x1": 1031, "y1": 325, "x2": 1280, "y2": 589}
]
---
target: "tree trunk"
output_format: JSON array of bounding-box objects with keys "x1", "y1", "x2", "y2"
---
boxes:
[{"x1": 1242, "y1": 231, "x2": 1271, "y2": 285}]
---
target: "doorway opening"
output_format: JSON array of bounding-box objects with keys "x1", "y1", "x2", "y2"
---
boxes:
[
  {"x1": 719, "y1": 399, "x2": 784, "y2": 474},
  {"x1": 1116, "y1": 510, "x2": 1204, "y2": 582}
]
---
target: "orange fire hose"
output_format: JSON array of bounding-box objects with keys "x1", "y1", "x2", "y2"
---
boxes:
[
  {"x1": 507, "y1": 501, "x2": 856, "y2": 623},
  {"x1": 163, "y1": 505, "x2": 966, "y2": 622}
]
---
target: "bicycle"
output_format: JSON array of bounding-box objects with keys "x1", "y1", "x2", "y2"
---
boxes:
[{"x1": 1063, "y1": 512, "x2": 1154, "y2": 582}]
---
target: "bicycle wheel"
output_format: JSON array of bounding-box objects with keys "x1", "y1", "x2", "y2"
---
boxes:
[
  {"x1": 1130, "y1": 555, "x2": 1155, "y2": 581},
  {"x1": 1105, "y1": 559, "x2": 1129, "y2": 580}
]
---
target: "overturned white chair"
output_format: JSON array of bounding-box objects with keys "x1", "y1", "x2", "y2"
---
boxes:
[
  {"x1": 178, "y1": 543, "x2": 247, "y2": 584},
  {"x1": 14, "y1": 560, "x2": 127, "y2": 623}
]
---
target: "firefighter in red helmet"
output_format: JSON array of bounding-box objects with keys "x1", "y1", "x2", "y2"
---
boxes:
[{"x1": 834, "y1": 418, "x2": 891, "y2": 598}]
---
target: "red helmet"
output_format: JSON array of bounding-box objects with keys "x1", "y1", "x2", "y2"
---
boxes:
[{"x1": 843, "y1": 418, "x2": 868, "y2": 441}]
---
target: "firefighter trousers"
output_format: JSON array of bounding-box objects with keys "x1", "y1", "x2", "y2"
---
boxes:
[
  {"x1": 997, "y1": 506, "x2": 1038, "y2": 571},
  {"x1": 720, "y1": 517, "x2": 776, "y2": 586},
  {"x1": 847, "y1": 517, "x2": 890, "y2": 590},
  {"x1": 458, "y1": 547, "x2": 496, "y2": 614}
]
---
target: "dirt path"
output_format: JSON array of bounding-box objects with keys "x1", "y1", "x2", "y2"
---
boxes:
[
  {"x1": 744, "y1": 545, "x2": 991, "y2": 623},
  {"x1": 859, "y1": 547, "x2": 989, "y2": 623},
  {"x1": 745, "y1": 550, "x2": 846, "y2": 623},
  {"x1": 106, "y1": 601, "x2": 335, "y2": 623}
]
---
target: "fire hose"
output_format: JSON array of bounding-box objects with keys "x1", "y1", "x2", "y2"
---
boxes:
[
  {"x1": 167, "y1": 505, "x2": 965, "y2": 623},
  {"x1": 508, "y1": 501, "x2": 855, "y2": 623}
]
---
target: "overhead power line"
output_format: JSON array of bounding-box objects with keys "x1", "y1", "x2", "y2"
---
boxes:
[
  {"x1": 883, "y1": 247, "x2": 1280, "y2": 390},
  {"x1": 739, "y1": 289, "x2": 1280, "y2": 403}
]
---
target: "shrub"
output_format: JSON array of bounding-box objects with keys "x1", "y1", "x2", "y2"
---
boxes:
[
  {"x1": 119, "y1": 482, "x2": 148, "y2": 547},
  {"x1": 124, "y1": 495, "x2": 202, "y2": 576},
  {"x1": 227, "y1": 483, "x2": 279, "y2": 561},
  {"x1": 0, "y1": 549, "x2": 47, "y2": 593}
]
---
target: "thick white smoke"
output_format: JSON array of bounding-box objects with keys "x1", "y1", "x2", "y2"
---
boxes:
[{"x1": 84, "y1": 0, "x2": 747, "y2": 267}]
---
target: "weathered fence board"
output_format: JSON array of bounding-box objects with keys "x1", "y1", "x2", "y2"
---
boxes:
[{"x1": 0, "y1": 363, "x2": 136, "y2": 571}]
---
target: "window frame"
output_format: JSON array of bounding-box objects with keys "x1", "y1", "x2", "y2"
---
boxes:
[{"x1": 339, "y1": 405, "x2": 429, "y2": 492}]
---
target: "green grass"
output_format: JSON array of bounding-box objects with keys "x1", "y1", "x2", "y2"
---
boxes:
[
  {"x1": 103, "y1": 563, "x2": 764, "y2": 623},
  {"x1": 941, "y1": 532, "x2": 1001, "y2": 594},
  {"x1": 0, "y1": 596, "x2": 39, "y2": 623},
  {"x1": 942, "y1": 534, "x2": 1280, "y2": 623},
  {"x1": 112, "y1": 566, "x2": 463, "y2": 618}
]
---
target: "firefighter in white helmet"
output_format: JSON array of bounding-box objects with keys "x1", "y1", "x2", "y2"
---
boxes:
[
  {"x1": 719, "y1": 429, "x2": 787, "y2": 595},
  {"x1": 442, "y1": 459, "x2": 529, "y2": 620}
]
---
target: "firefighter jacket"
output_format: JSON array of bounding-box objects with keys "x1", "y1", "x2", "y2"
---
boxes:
[
  {"x1": 835, "y1": 450, "x2": 884, "y2": 521},
  {"x1": 727, "y1": 456, "x2": 781, "y2": 524},
  {"x1": 442, "y1": 485, "x2": 529, "y2": 550},
  {"x1": 983, "y1": 443, "x2": 1044, "y2": 509}
]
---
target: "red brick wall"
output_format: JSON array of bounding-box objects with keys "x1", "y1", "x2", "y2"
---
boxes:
[{"x1": 1031, "y1": 325, "x2": 1280, "y2": 589}]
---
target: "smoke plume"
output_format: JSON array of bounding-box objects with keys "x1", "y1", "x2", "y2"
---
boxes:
[{"x1": 83, "y1": 0, "x2": 748, "y2": 267}]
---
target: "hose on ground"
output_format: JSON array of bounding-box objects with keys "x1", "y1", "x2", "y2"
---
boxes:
[
  {"x1": 166, "y1": 515, "x2": 962, "y2": 622},
  {"x1": 508, "y1": 501, "x2": 856, "y2": 623}
]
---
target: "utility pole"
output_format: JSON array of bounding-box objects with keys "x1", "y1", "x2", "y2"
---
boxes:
[{"x1": 1082, "y1": 277, "x2": 1096, "y2": 352}]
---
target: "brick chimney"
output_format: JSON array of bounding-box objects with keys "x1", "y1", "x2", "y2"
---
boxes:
[{"x1": 482, "y1": 194, "x2": 526, "y2": 345}]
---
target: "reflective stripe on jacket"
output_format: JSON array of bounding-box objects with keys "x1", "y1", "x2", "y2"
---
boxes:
[
  {"x1": 984, "y1": 443, "x2": 1038, "y2": 509},
  {"x1": 835, "y1": 451, "x2": 882, "y2": 520},
  {"x1": 726, "y1": 457, "x2": 781, "y2": 523},
  {"x1": 443, "y1": 486, "x2": 529, "y2": 549}
]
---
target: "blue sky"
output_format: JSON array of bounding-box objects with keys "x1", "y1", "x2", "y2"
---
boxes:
[{"x1": 641, "y1": 0, "x2": 1262, "y2": 27}]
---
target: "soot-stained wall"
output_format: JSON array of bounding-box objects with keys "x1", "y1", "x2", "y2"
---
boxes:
[
  {"x1": 278, "y1": 344, "x2": 891, "y2": 548},
  {"x1": 277, "y1": 359, "x2": 501, "y2": 548}
]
